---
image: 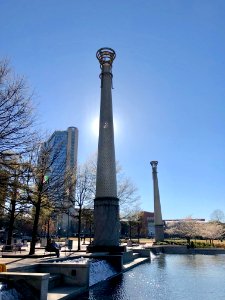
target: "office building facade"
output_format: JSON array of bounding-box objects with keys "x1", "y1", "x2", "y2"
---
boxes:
[{"x1": 47, "y1": 127, "x2": 78, "y2": 236}]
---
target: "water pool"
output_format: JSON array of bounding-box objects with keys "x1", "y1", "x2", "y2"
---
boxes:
[{"x1": 77, "y1": 254, "x2": 225, "y2": 300}]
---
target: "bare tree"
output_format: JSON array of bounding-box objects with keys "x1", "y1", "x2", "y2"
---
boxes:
[
  {"x1": 0, "y1": 169, "x2": 9, "y2": 227},
  {"x1": 200, "y1": 222, "x2": 225, "y2": 245},
  {"x1": 81, "y1": 208, "x2": 94, "y2": 244},
  {"x1": 0, "y1": 60, "x2": 36, "y2": 162},
  {"x1": 117, "y1": 177, "x2": 140, "y2": 215},
  {"x1": 83, "y1": 154, "x2": 141, "y2": 212},
  {"x1": 165, "y1": 218, "x2": 202, "y2": 243},
  {"x1": 122, "y1": 206, "x2": 142, "y2": 241},
  {"x1": 74, "y1": 164, "x2": 93, "y2": 250},
  {"x1": 210, "y1": 209, "x2": 225, "y2": 223},
  {"x1": 166, "y1": 218, "x2": 225, "y2": 247},
  {"x1": 69, "y1": 155, "x2": 140, "y2": 249},
  {"x1": 0, "y1": 59, "x2": 38, "y2": 249}
]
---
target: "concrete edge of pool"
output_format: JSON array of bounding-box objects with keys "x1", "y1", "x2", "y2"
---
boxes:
[
  {"x1": 46, "y1": 256, "x2": 151, "y2": 300},
  {"x1": 0, "y1": 249, "x2": 151, "y2": 300},
  {"x1": 1, "y1": 246, "x2": 225, "y2": 300}
]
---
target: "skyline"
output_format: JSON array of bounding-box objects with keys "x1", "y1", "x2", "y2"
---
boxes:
[{"x1": 0, "y1": 1, "x2": 225, "y2": 220}]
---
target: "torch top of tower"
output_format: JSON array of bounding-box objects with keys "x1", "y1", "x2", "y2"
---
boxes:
[
  {"x1": 150, "y1": 161, "x2": 158, "y2": 168},
  {"x1": 96, "y1": 47, "x2": 116, "y2": 66}
]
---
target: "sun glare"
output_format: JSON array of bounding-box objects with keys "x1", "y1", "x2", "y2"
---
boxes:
[
  {"x1": 91, "y1": 117, "x2": 99, "y2": 137},
  {"x1": 91, "y1": 117, "x2": 119, "y2": 137}
]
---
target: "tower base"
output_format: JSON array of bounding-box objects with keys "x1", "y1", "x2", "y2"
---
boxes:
[
  {"x1": 155, "y1": 224, "x2": 164, "y2": 242},
  {"x1": 86, "y1": 245, "x2": 126, "y2": 254},
  {"x1": 92, "y1": 197, "x2": 120, "y2": 249}
]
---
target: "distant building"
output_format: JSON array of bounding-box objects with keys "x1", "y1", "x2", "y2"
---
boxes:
[
  {"x1": 134, "y1": 212, "x2": 206, "y2": 239},
  {"x1": 164, "y1": 218, "x2": 205, "y2": 224},
  {"x1": 46, "y1": 127, "x2": 78, "y2": 236},
  {"x1": 139, "y1": 211, "x2": 155, "y2": 238},
  {"x1": 48, "y1": 126, "x2": 78, "y2": 175},
  {"x1": 120, "y1": 211, "x2": 155, "y2": 239}
]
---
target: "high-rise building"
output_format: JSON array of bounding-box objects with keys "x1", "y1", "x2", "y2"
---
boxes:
[
  {"x1": 47, "y1": 126, "x2": 78, "y2": 236},
  {"x1": 48, "y1": 127, "x2": 78, "y2": 175}
]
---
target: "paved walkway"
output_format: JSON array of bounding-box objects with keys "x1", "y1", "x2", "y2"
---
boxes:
[
  {"x1": 0, "y1": 241, "x2": 153, "y2": 270},
  {"x1": 0, "y1": 241, "x2": 89, "y2": 270}
]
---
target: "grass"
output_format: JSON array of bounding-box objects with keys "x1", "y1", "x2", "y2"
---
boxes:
[
  {"x1": 59, "y1": 237, "x2": 225, "y2": 249},
  {"x1": 157, "y1": 239, "x2": 225, "y2": 248}
]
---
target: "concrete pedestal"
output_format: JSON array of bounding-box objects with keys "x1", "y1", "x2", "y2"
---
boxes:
[
  {"x1": 86, "y1": 245, "x2": 126, "y2": 254},
  {"x1": 92, "y1": 197, "x2": 120, "y2": 247},
  {"x1": 155, "y1": 224, "x2": 164, "y2": 242}
]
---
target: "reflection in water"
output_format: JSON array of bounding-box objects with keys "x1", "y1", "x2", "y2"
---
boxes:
[
  {"x1": 0, "y1": 281, "x2": 22, "y2": 300},
  {"x1": 77, "y1": 254, "x2": 225, "y2": 300},
  {"x1": 156, "y1": 253, "x2": 166, "y2": 269}
]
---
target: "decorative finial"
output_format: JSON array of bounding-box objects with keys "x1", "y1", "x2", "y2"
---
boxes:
[
  {"x1": 96, "y1": 47, "x2": 116, "y2": 66},
  {"x1": 150, "y1": 161, "x2": 158, "y2": 168}
]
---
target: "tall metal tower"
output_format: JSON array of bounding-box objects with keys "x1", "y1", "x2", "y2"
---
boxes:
[{"x1": 150, "y1": 161, "x2": 164, "y2": 242}]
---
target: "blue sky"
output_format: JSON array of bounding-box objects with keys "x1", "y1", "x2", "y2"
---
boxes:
[{"x1": 1, "y1": 0, "x2": 225, "y2": 220}]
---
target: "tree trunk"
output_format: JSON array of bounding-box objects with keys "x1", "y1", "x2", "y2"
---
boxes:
[
  {"x1": 137, "y1": 222, "x2": 140, "y2": 244},
  {"x1": 89, "y1": 222, "x2": 92, "y2": 244},
  {"x1": 6, "y1": 181, "x2": 17, "y2": 246},
  {"x1": 47, "y1": 218, "x2": 50, "y2": 239},
  {"x1": 29, "y1": 194, "x2": 41, "y2": 255},
  {"x1": 67, "y1": 210, "x2": 70, "y2": 239},
  {"x1": 129, "y1": 221, "x2": 132, "y2": 240},
  {"x1": 77, "y1": 207, "x2": 82, "y2": 251}
]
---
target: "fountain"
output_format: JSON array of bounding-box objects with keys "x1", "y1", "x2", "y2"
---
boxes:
[
  {"x1": 0, "y1": 280, "x2": 22, "y2": 300},
  {"x1": 40, "y1": 256, "x2": 120, "y2": 287},
  {"x1": 89, "y1": 260, "x2": 117, "y2": 286},
  {"x1": 50, "y1": 257, "x2": 118, "y2": 286}
]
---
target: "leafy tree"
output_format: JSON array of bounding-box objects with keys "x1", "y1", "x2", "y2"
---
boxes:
[
  {"x1": 24, "y1": 140, "x2": 70, "y2": 255},
  {"x1": 14, "y1": 212, "x2": 33, "y2": 238},
  {"x1": 0, "y1": 154, "x2": 31, "y2": 247}
]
